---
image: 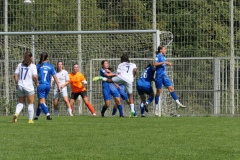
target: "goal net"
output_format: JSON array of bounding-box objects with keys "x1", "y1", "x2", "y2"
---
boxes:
[{"x1": 0, "y1": 30, "x2": 174, "y2": 116}]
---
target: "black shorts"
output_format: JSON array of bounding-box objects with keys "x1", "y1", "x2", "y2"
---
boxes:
[{"x1": 70, "y1": 90, "x2": 87, "y2": 100}]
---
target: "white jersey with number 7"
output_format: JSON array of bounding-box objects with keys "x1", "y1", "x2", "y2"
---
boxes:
[{"x1": 117, "y1": 62, "x2": 137, "y2": 83}]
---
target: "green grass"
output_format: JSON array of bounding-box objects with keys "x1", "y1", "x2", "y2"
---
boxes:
[{"x1": 1, "y1": 116, "x2": 240, "y2": 160}]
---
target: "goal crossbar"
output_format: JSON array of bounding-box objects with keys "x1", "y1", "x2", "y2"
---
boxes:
[{"x1": 0, "y1": 30, "x2": 159, "y2": 35}]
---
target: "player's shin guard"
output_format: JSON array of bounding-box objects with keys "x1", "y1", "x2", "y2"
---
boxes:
[
  {"x1": 28, "y1": 104, "x2": 34, "y2": 120},
  {"x1": 170, "y1": 92, "x2": 178, "y2": 100}
]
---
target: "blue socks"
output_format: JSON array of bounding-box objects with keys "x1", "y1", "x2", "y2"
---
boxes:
[
  {"x1": 147, "y1": 96, "x2": 154, "y2": 104},
  {"x1": 155, "y1": 95, "x2": 160, "y2": 105},
  {"x1": 140, "y1": 103, "x2": 144, "y2": 115},
  {"x1": 170, "y1": 92, "x2": 178, "y2": 100},
  {"x1": 118, "y1": 105, "x2": 123, "y2": 117},
  {"x1": 134, "y1": 107, "x2": 137, "y2": 116},
  {"x1": 112, "y1": 107, "x2": 117, "y2": 115},
  {"x1": 36, "y1": 104, "x2": 42, "y2": 117},
  {"x1": 40, "y1": 103, "x2": 50, "y2": 115},
  {"x1": 112, "y1": 105, "x2": 123, "y2": 117}
]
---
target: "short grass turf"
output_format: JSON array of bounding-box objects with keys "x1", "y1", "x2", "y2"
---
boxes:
[{"x1": 0, "y1": 116, "x2": 240, "y2": 160}]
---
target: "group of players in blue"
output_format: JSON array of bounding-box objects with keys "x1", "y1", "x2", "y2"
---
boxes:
[{"x1": 99, "y1": 45, "x2": 186, "y2": 117}]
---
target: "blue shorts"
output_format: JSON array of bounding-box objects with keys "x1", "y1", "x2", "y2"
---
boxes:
[
  {"x1": 37, "y1": 84, "x2": 51, "y2": 99},
  {"x1": 155, "y1": 74, "x2": 172, "y2": 89},
  {"x1": 137, "y1": 84, "x2": 153, "y2": 95},
  {"x1": 102, "y1": 86, "x2": 120, "y2": 101},
  {"x1": 102, "y1": 86, "x2": 111, "y2": 101},
  {"x1": 118, "y1": 85, "x2": 128, "y2": 101},
  {"x1": 110, "y1": 89, "x2": 120, "y2": 99}
]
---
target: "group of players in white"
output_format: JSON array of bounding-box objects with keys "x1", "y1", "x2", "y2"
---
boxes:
[{"x1": 12, "y1": 45, "x2": 186, "y2": 123}]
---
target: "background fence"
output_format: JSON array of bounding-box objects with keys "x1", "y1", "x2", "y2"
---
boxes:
[{"x1": 0, "y1": 0, "x2": 240, "y2": 116}]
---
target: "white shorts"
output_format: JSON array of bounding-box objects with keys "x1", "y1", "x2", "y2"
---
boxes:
[
  {"x1": 112, "y1": 76, "x2": 133, "y2": 94},
  {"x1": 53, "y1": 87, "x2": 68, "y2": 99},
  {"x1": 17, "y1": 85, "x2": 35, "y2": 97}
]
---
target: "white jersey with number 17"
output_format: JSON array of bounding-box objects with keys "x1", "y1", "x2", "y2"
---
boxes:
[
  {"x1": 117, "y1": 62, "x2": 137, "y2": 83},
  {"x1": 15, "y1": 63, "x2": 37, "y2": 92}
]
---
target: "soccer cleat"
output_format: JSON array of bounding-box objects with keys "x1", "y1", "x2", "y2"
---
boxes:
[
  {"x1": 12, "y1": 114, "x2": 18, "y2": 123},
  {"x1": 93, "y1": 76, "x2": 103, "y2": 81},
  {"x1": 93, "y1": 113, "x2": 97, "y2": 117},
  {"x1": 28, "y1": 120, "x2": 34, "y2": 124},
  {"x1": 129, "y1": 111, "x2": 135, "y2": 118},
  {"x1": 141, "y1": 114, "x2": 146, "y2": 117},
  {"x1": 120, "y1": 115, "x2": 124, "y2": 117},
  {"x1": 144, "y1": 103, "x2": 149, "y2": 112},
  {"x1": 46, "y1": 115, "x2": 52, "y2": 120},
  {"x1": 34, "y1": 117, "x2": 38, "y2": 120},
  {"x1": 178, "y1": 103, "x2": 186, "y2": 108}
]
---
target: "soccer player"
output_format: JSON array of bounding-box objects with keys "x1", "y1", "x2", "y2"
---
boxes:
[
  {"x1": 99, "y1": 62, "x2": 124, "y2": 117},
  {"x1": 154, "y1": 45, "x2": 186, "y2": 110},
  {"x1": 93, "y1": 54, "x2": 137, "y2": 117},
  {"x1": 34, "y1": 52, "x2": 61, "y2": 120},
  {"x1": 12, "y1": 51, "x2": 38, "y2": 123},
  {"x1": 136, "y1": 63, "x2": 155, "y2": 117},
  {"x1": 51, "y1": 61, "x2": 73, "y2": 116},
  {"x1": 69, "y1": 64, "x2": 96, "y2": 116}
]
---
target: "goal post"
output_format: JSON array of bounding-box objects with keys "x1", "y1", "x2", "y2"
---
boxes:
[{"x1": 0, "y1": 30, "x2": 175, "y2": 116}]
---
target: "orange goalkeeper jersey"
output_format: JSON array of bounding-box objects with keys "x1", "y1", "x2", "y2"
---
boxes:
[{"x1": 69, "y1": 72, "x2": 86, "y2": 93}]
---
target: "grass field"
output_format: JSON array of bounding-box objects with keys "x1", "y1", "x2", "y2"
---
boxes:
[{"x1": 1, "y1": 116, "x2": 240, "y2": 160}]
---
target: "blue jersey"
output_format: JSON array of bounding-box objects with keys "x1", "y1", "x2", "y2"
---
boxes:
[
  {"x1": 137, "y1": 66, "x2": 155, "y2": 87},
  {"x1": 155, "y1": 53, "x2": 167, "y2": 76},
  {"x1": 100, "y1": 68, "x2": 109, "y2": 88},
  {"x1": 37, "y1": 62, "x2": 56, "y2": 85}
]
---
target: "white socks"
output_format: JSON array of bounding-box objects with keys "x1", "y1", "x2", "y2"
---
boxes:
[
  {"x1": 28, "y1": 104, "x2": 34, "y2": 120},
  {"x1": 15, "y1": 103, "x2": 24, "y2": 115},
  {"x1": 67, "y1": 108, "x2": 73, "y2": 116},
  {"x1": 176, "y1": 100, "x2": 181, "y2": 105},
  {"x1": 130, "y1": 104, "x2": 135, "y2": 112}
]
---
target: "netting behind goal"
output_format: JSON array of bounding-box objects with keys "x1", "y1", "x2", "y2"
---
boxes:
[{"x1": 0, "y1": 30, "x2": 174, "y2": 116}]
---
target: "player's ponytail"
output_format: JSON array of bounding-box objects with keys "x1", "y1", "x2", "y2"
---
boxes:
[
  {"x1": 156, "y1": 45, "x2": 165, "y2": 54},
  {"x1": 38, "y1": 52, "x2": 48, "y2": 66},
  {"x1": 22, "y1": 51, "x2": 32, "y2": 66}
]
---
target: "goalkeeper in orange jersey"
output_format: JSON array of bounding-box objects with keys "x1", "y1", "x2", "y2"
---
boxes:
[{"x1": 69, "y1": 64, "x2": 96, "y2": 116}]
